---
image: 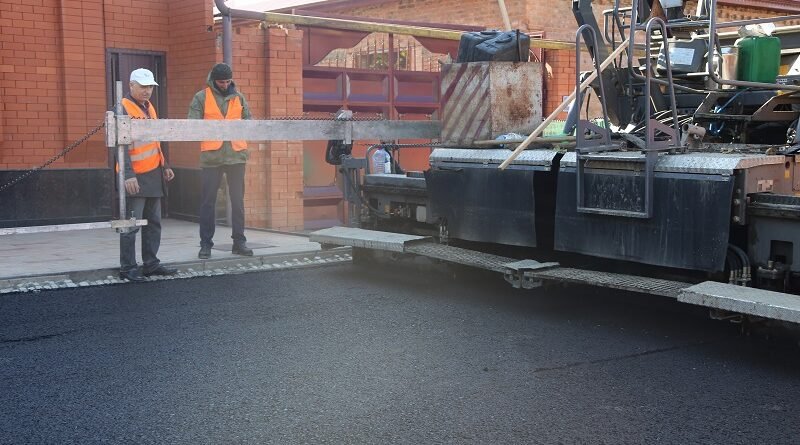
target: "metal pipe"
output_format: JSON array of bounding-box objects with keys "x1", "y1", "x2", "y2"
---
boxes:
[
  {"x1": 727, "y1": 246, "x2": 742, "y2": 284},
  {"x1": 576, "y1": 24, "x2": 612, "y2": 147},
  {"x1": 728, "y1": 243, "x2": 750, "y2": 269},
  {"x1": 224, "y1": 8, "x2": 576, "y2": 50},
  {"x1": 257, "y1": 11, "x2": 579, "y2": 50},
  {"x1": 114, "y1": 81, "x2": 127, "y2": 220},
  {"x1": 626, "y1": 0, "x2": 639, "y2": 84},
  {"x1": 644, "y1": 17, "x2": 680, "y2": 148},
  {"x1": 715, "y1": 14, "x2": 800, "y2": 30},
  {"x1": 223, "y1": 15, "x2": 233, "y2": 66},
  {"x1": 214, "y1": 0, "x2": 233, "y2": 65}
]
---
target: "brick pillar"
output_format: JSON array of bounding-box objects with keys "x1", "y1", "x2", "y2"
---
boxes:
[
  {"x1": 543, "y1": 49, "x2": 577, "y2": 119},
  {"x1": 255, "y1": 27, "x2": 304, "y2": 231},
  {"x1": 60, "y1": 0, "x2": 106, "y2": 166}
]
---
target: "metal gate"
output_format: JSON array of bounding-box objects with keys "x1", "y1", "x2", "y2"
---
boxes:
[{"x1": 299, "y1": 27, "x2": 459, "y2": 229}]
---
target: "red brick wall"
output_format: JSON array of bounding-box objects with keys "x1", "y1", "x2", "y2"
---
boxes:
[
  {"x1": 103, "y1": 0, "x2": 170, "y2": 49},
  {"x1": 0, "y1": 0, "x2": 304, "y2": 231},
  {"x1": 543, "y1": 49, "x2": 576, "y2": 119},
  {"x1": 60, "y1": 0, "x2": 107, "y2": 166},
  {"x1": 0, "y1": 0, "x2": 67, "y2": 170},
  {"x1": 0, "y1": 0, "x2": 211, "y2": 171},
  {"x1": 261, "y1": 27, "x2": 304, "y2": 231},
  {"x1": 163, "y1": 0, "x2": 217, "y2": 168}
]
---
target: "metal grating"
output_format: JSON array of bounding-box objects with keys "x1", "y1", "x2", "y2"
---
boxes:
[
  {"x1": 405, "y1": 241, "x2": 517, "y2": 272},
  {"x1": 430, "y1": 148, "x2": 558, "y2": 167},
  {"x1": 528, "y1": 267, "x2": 692, "y2": 298},
  {"x1": 312, "y1": 228, "x2": 693, "y2": 299}
]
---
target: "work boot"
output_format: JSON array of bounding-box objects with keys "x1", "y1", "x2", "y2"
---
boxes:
[
  {"x1": 198, "y1": 246, "x2": 211, "y2": 259},
  {"x1": 232, "y1": 243, "x2": 253, "y2": 256},
  {"x1": 120, "y1": 268, "x2": 146, "y2": 282},
  {"x1": 143, "y1": 265, "x2": 178, "y2": 277}
]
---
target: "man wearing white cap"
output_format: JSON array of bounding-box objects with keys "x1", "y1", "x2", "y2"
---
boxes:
[{"x1": 115, "y1": 68, "x2": 177, "y2": 282}]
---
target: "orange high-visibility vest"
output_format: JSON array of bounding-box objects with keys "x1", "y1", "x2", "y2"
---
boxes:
[
  {"x1": 119, "y1": 98, "x2": 164, "y2": 174},
  {"x1": 200, "y1": 87, "x2": 247, "y2": 151}
]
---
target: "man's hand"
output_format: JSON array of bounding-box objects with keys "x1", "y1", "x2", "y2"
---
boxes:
[
  {"x1": 164, "y1": 168, "x2": 175, "y2": 182},
  {"x1": 124, "y1": 177, "x2": 140, "y2": 195}
]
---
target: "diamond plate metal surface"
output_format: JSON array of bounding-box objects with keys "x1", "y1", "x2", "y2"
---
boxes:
[
  {"x1": 430, "y1": 148, "x2": 557, "y2": 167},
  {"x1": 678, "y1": 281, "x2": 800, "y2": 323},
  {"x1": 529, "y1": 267, "x2": 692, "y2": 298},
  {"x1": 560, "y1": 152, "x2": 784, "y2": 174},
  {"x1": 404, "y1": 242, "x2": 517, "y2": 272}
]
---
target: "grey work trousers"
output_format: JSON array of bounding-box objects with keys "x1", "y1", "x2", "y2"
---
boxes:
[{"x1": 120, "y1": 196, "x2": 162, "y2": 273}]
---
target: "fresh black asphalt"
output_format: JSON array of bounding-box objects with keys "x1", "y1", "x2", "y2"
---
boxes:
[{"x1": 1, "y1": 262, "x2": 799, "y2": 444}]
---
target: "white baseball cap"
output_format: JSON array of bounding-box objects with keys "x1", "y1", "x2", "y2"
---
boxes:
[{"x1": 129, "y1": 68, "x2": 159, "y2": 86}]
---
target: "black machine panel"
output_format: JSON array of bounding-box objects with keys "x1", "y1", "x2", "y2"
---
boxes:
[
  {"x1": 554, "y1": 169, "x2": 735, "y2": 272},
  {"x1": 426, "y1": 167, "x2": 544, "y2": 247},
  {"x1": 0, "y1": 169, "x2": 113, "y2": 227},
  {"x1": 748, "y1": 193, "x2": 800, "y2": 273}
]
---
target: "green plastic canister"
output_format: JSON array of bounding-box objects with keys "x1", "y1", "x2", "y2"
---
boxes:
[{"x1": 735, "y1": 36, "x2": 781, "y2": 83}]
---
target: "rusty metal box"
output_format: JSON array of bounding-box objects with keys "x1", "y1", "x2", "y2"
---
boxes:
[{"x1": 440, "y1": 62, "x2": 543, "y2": 146}]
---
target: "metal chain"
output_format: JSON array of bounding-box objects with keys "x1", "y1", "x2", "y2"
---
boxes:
[
  {"x1": 0, "y1": 120, "x2": 106, "y2": 194},
  {"x1": 375, "y1": 141, "x2": 443, "y2": 149},
  {"x1": 267, "y1": 114, "x2": 389, "y2": 121}
]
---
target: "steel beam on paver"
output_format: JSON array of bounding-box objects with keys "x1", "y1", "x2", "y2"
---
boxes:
[
  {"x1": 310, "y1": 227, "x2": 800, "y2": 324},
  {"x1": 0, "y1": 219, "x2": 146, "y2": 236},
  {"x1": 108, "y1": 115, "x2": 441, "y2": 146}
]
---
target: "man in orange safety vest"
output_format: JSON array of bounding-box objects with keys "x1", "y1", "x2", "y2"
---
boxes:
[
  {"x1": 116, "y1": 68, "x2": 177, "y2": 282},
  {"x1": 188, "y1": 63, "x2": 254, "y2": 260}
]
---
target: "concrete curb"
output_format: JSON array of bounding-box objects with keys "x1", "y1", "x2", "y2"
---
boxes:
[{"x1": 0, "y1": 247, "x2": 352, "y2": 294}]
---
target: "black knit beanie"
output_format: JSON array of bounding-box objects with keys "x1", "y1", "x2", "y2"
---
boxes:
[{"x1": 210, "y1": 63, "x2": 233, "y2": 81}]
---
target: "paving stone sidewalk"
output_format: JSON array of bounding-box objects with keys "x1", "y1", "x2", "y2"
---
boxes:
[{"x1": 0, "y1": 219, "x2": 351, "y2": 293}]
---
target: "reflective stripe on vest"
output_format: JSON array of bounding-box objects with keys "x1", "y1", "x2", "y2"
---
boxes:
[
  {"x1": 200, "y1": 87, "x2": 247, "y2": 152},
  {"x1": 119, "y1": 98, "x2": 164, "y2": 174}
]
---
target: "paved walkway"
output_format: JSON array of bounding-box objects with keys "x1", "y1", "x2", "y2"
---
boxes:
[{"x1": 0, "y1": 219, "x2": 350, "y2": 292}]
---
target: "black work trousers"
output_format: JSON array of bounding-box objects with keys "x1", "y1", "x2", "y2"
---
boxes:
[
  {"x1": 120, "y1": 196, "x2": 162, "y2": 273},
  {"x1": 199, "y1": 163, "x2": 247, "y2": 248}
]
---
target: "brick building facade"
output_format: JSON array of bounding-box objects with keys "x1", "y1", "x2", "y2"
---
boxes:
[
  {"x1": 0, "y1": 0, "x2": 304, "y2": 230},
  {"x1": 1, "y1": 0, "x2": 799, "y2": 229}
]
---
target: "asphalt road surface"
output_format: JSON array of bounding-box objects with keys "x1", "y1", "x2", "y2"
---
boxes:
[{"x1": 1, "y1": 262, "x2": 799, "y2": 444}]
